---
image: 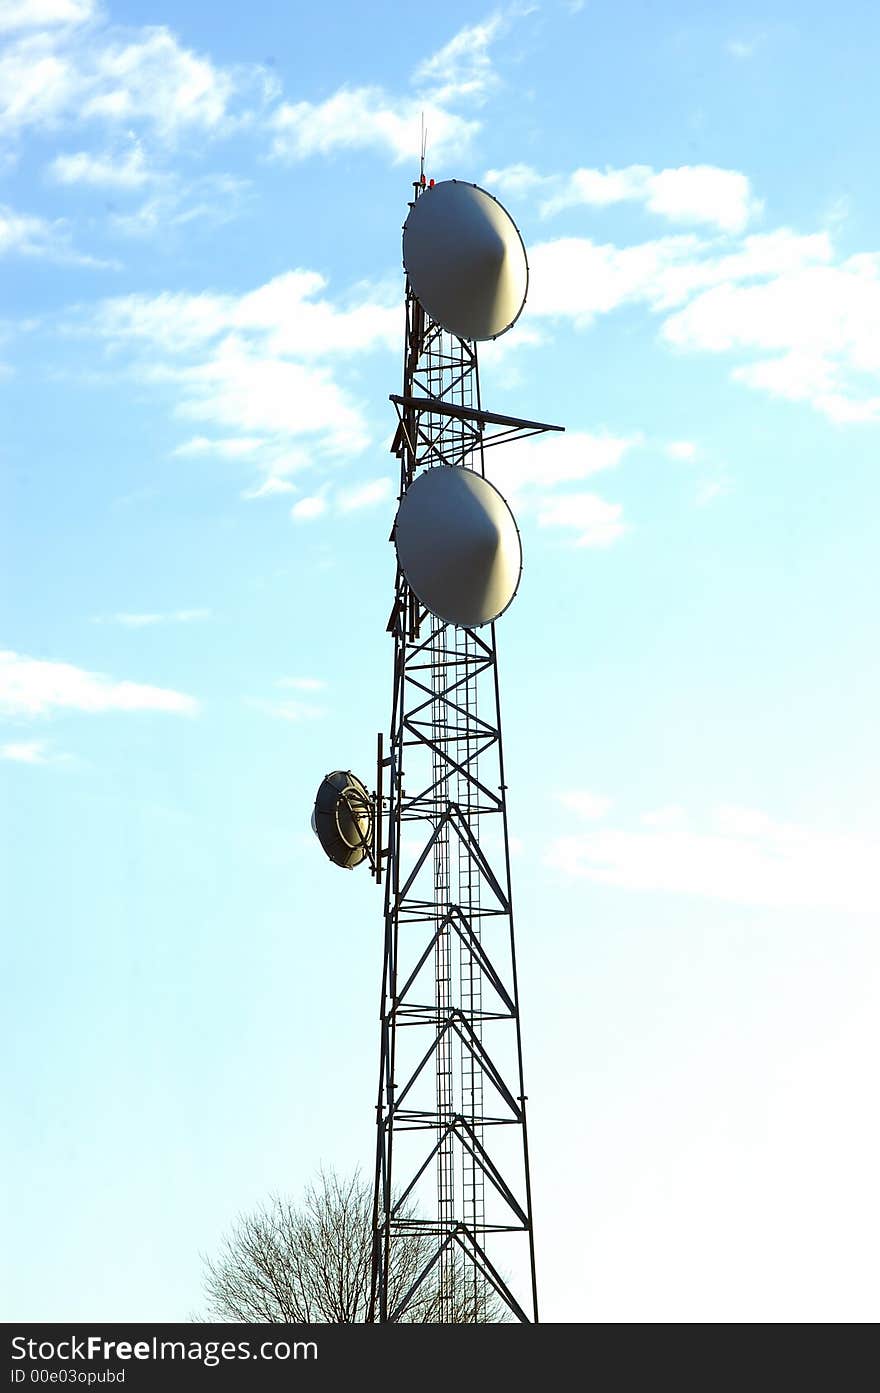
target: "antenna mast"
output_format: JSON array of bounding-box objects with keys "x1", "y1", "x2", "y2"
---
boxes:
[
  {"x1": 313, "y1": 176, "x2": 563, "y2": 1323},
  {"x1": 368, "y1": 181, "x2": 563, "y2": 1323}
]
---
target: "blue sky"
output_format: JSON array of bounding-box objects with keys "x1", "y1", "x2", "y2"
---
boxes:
[{"x1": 1, "y1": 0, "x2": 878, "y2": 1322}]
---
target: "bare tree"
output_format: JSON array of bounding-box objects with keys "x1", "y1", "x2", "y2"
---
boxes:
[{"x1": 201, "y1": 1169, "x2": 503, "y2": 1323}]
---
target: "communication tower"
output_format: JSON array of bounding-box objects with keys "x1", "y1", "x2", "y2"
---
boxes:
[{"x1": 314, "y1": 175, "x2": 563, "y2": 1322}]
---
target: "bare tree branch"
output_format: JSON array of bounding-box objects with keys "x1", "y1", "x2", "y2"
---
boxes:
[{"x1": 200, "y1": 1168, "x2": 504, "y2": 1323}]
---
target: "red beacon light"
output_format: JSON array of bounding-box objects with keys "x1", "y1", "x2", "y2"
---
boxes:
[{"x1": 429, "y1": 178, "x2": 435, "y2": 187}]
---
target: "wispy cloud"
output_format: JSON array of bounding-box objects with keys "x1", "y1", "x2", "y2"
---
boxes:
[
  {"x1": 77, "y1": 270, "x2": 400, "y2": 488},
  {"x1": 276, "y1": 677, "x2": 325, "y2": 692},
  {"x1": 526, "y1": 228, "x2": 831, "y2": 324},
  {"x1": 270, "y1": 14, "x2": 504, "y2": 165},
  {"x1": 92, "y1": 609, "x2": 211, "y2": 627},
  {"x1": 665, "y1": 440, "x2": 698, "y2": 461},
  {"x1": 523, "y1": 223, "x2": 880, "y2": 422},
  {"x1": 486, "y1": 430, "x2": 640, "y2": 498},
  {"x1": 242, "y1": 476, "x2": 296, "y2": 500},
  {"x1": 338, "y1": 477, "x2": 392, "y2": 512},
  {"x1": 694, "y1": 476, "x2": 730, "y2": 506},
  {"x1": 270, "y1": 88, "x2": 478, "y2": 166},
  {"x1": 173, "y1": 436, "x2": 265, "y2": 459},
  {"x1": 662, "y1": 258, "x2": 880, "y2": 422},
  {"x1": 411, "y1": 13, "x2": 503, "y2": 105},
  {"x1": 482, "y1": 431, "x2": 636, "y2": 551},
  {"x1": 489, "y1": 161, "x2": 763, "y2": 233},
  {"x1": 726, "y1": 37, "x2": 761, "y2": 60},
  {"x1": 660, "y1": 438, "x2": 728, "y2": 503},
  {"x1": 0, "y1": 202, "x2": 113, "y2": 266},
  {"x1": 88, "y1": 270, "x2": 399, "y2": 358},
  {"x1": 537, "y1": 493, "x2": 627, "y2": 548},
  {"x1": 291, "y1": 495, "x2": 327, "y2": 521},
  {"x1": 170, "y1": 342, "x2": 369, "y2": 456},
  {"x1": 558, "y1": 790, "x2": 612, "y2": 820},
  {"x1": 0, "y1": 1, "x2": 96, "y2": 33},
  {"x1": 1, "y1": 737, "x2": 59, "y2": 764},
  {"x1": 0, "y1": 15, "x2": 271, "y2": 144},
  {"x1": 48, "y1": 138, "x2": 152, "y2": 188},
  {"x1": 106, "y1": 173, "x2": 252, "y2": 238},
  {"x1": 0, "y1": 650, "x2": 199, "y2": 716},
  {"x1": 288, "y1": 477, "x2": 392, "y2": 523},
  {"x1": 546, "y1": 800, "x2": 880, "y2": 914}
]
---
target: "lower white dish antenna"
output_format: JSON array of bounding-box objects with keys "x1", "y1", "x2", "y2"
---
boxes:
[{"x1": 394, "y1": 465, "x2": 522, "y2": 628}]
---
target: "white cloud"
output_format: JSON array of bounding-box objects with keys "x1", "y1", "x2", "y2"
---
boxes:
[
  {"x1": 546, "y1": 801, "x2": 880, "y2": 914},
  {"x1": 542, "y1": 164, "x2": 651, "y2": 216},
  {"x1": 82, "y1": 29, "x2": 237, "y2": 135},
  {"x1": 276, "y1": 677, "x2": 325, "y2": 692},
  {"x1": 713, "y1": 804, "x2": 781, "y2": 839},
  {"x1": 269, "y1": 14, "x2": 501, "y2": 165},
  {"x1": 0, "y1": 0, "x2": 94, "y2": 31},
  {"x1": 411, "y1": 13, "x2": 502, "y2": 105},
  {"x1": 105, "y1": 173, "x2": 252, "y2": 238},
  {"x1": 173, "y1": 435, "x2": 265, "y2": 459},
  {"x1": 484, "y1": 162, "x2": 547, "y2": 197},
  {"x1": 49, "y1": 140, "x2": 152, "y2": 188},
  {"x1": 241, "y1": 476, "x2": 296, "y2": 500},
  {"x1": 640, "y1": 804, "x2": 688, "y2": 830},
  {"x1": 481, "y1": 431, "x2": 636, "y2": 553},
  {"x1": 232, "y1": 272, "x2": 399, "y2": 359},
  {"x1": 0, "y1": 650, "x2": 198, "y2": 716},
  {"x1": 645, "y1": 166, "x2": 762, "y2": 234},
  {"x1": 540, "y1": 163, "x2": 762, "y2": 233},
  {"x1": 526, "y1": 225, "x2": 880, "y2": 422},
  {"x1": 338, "y1": 477, "x2": 392, "y2": 512},
  {"x1": 694, "y1": 476, "x2": 730, "y2": 506},
  {"x1": 661, "y1": 250, "x2": 880, "y2": 421},
  {"x1": 287, "y1": 475, "x2": 397, "y2": 524},
  {"x1": 823, "y1": 195, "x2": 850, "y2": 230},
  {"x1": 732, "y1": 352, "x2": 836, "y2": 402},
  {"x1": 90, "y1": 270, "x2": 398, "y2": 359},
  {"x1": 527, "y1": 233, "x2": 705, "y2": 323},
  {"x1": 0, "y1": 16, "x2": 269, "y2": 143},
  {"x1": 527, "y1": 229, "x2": 831, "y2": 326},
  {"x1": 665, "y1": 440, "x2": 698, "y2": 461},
  {"x1": 486, "y1": 430, "x2": 640, "y2": 498},
  {"x1": 0, "y1": 38, "x2": 78, "y2": 132},
  {"x1": 1, "y1": 738, "x2": 54, "y2": 764},
  {"x1": 82, "y1": 270, "x2": 400, "y2": 477},
  {"x1": 0, "y1": 202, "x2": 110, "y2": 265},
  {"x1": 270, "y1": 88, "x2": 477, "y2": 166},
  {"x1": 537, "y1": 493, "x2": 627, "y2": 548},
  {"x1": 558, "y1": 790, "x2": 612, "y2": 820},
  {"x1": 94, "y1": 609, "x2": 210, "y2": 627},
  {"x1": 291, "y1": 495, "x2": 326, "y2": 521},
  {"x1": 171, "y1": 338, "x2": 369, "y2": 456},
  {"x1": 727, "y1": 38, "x2": 759, "y2": 60}
]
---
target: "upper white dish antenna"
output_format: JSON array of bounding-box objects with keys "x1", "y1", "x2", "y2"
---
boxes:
[
  {"x1": 403, "y1": 180, "x2": 529, "y2": 342},
  {"x1": 394, "y1": 465, "x2": 522, "y2": 628}
]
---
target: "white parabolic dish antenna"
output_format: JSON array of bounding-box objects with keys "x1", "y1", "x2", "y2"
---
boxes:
[
  {"x1": 402, "y1": 180, "x2": 529, "y2": 342},
  {"x1": 394, "y1": 466, "x2": 522, "y2": 628}
]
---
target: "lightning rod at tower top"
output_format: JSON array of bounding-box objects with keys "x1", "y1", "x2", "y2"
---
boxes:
[{"x1": 313, "y1": 162, "x2": 564, "y2": 1323}]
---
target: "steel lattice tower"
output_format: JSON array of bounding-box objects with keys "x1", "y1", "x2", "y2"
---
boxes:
[{"x1": 366, "y1": 179, "x2": 562, "y2": 1323}]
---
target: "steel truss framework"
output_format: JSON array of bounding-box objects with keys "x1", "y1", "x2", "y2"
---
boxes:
[{"x1": 369, "y1": 194, "x2": 560, "y2": 1324}]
